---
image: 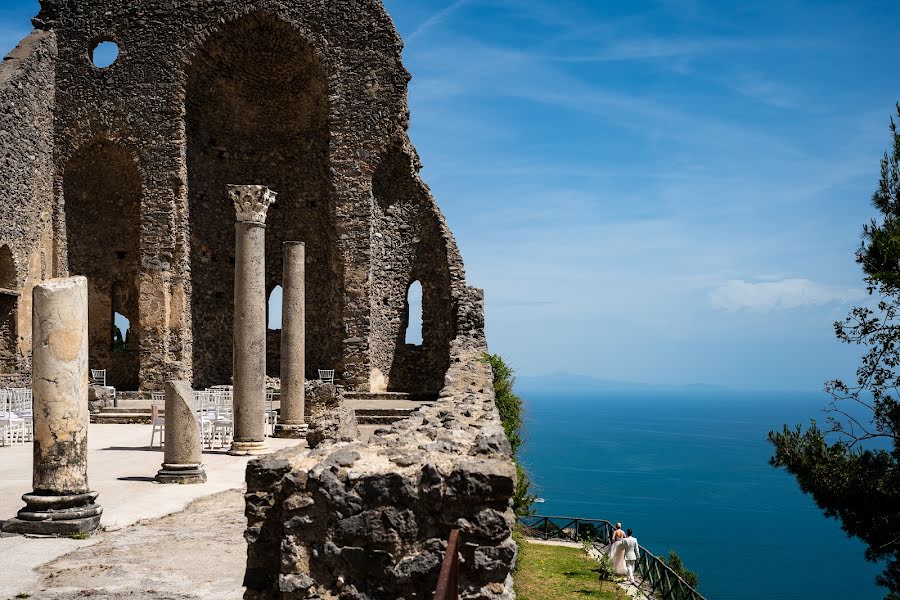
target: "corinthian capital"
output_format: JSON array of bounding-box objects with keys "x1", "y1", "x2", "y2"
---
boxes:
[{"x1": 228, "y1": 185, "x2": 277, "y2": 225}]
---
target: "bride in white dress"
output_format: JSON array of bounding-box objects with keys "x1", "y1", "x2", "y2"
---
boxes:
[{"x1": 608, "y1": 524, "x2": 629, "y2": 576}]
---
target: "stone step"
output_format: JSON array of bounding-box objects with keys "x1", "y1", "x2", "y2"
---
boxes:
[
  {"x1": 356, "y1": 415, "x2": 405, "y2": 425},
  {"x1": 353, "y1": 408, "x2": 420, "y2": 417},
  {"x1": 344, "y1": 391, "x2": 411, "y2": 400},
  {"x1": 101, "y1": 407, "x2": 155, "y2": 414},
  {"x1": 91, "y1": 412, "x2": 152, "y2": 424},
  {"x1": 343, "y1": 392, "x2": 438, "y2": 402}
]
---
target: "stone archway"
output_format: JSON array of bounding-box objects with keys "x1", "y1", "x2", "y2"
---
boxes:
[
  {"x1": 186, "y1": 12, "x2": 341, "y2": 388},
  {"x1": 63, "y1": 140, "x2": 142, "y2": 390}
]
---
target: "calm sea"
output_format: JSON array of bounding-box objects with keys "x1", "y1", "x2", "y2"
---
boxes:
[{"x1": 517, "y1": 388, "x2": 885, "y2": 600}]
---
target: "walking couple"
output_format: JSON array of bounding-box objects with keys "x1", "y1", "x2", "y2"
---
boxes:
[{"x1": 608, "y1": 523, "x2": 640, "y2": 584}]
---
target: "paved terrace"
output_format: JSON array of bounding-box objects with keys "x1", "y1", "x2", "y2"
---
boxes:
[{"x1": 0, "y1": 424, "x2": 304, "y2": 599}]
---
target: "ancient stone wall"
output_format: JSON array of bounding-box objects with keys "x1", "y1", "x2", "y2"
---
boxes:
[
  {"x1": 1, "y1": 0, "x2": 480, "y2": 395},
  {"x1": 244, "y1": 291, "x2": 515, "y2": 600},
  {"x1": 369, "y1": 143, "x2": 465, "y2": 395},
  {"x1": 0, "y1": 30, "x2": 57, "y2": 381}
]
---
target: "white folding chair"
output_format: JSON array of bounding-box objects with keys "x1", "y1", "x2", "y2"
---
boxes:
[
  {"x1": 194, "y1": 390, "x2": 217, "y2": 449},
  {"x1": 150, "y1": 391, "x2": 165, "y2": 447},
  {"x1": 318, "y1": 369, "x2": 335, "y2": 384},
  {"x1": 0, "y1": 389, "x2": 26, "y2": 447},
  {"x1": 265, "y1": 389, "x2": 278, "y2": 436},
  {"x1": 90, "y1": 369, "x2": 107, "y2": 387},
  {"x1": 210, "y1": 389, "x2": 233, "y2": 448},
  {"x1": 11, "y1": 388, "x2": 32, "y2": 442}
]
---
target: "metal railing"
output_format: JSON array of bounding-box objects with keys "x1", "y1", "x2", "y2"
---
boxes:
[
  {"x1": 518, "y1": 516, "x2": 707, "y2": 600},
  {"x1": 434, "y1": 529, "x2": 460, "y2": 600}
]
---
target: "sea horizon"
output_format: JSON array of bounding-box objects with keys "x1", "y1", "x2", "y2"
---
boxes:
[{"x1": 517, "y1": 385, "x2": 884, "y2": 600}]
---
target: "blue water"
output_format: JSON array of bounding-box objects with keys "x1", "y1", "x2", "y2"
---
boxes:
[{"x1": 517, "y1": 388, "x2": 885, "y2": 600}]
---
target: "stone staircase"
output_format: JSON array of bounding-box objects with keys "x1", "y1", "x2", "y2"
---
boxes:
[
  {"x1": 91, "y1": 397, "x2": 158, "y2": 424},
  {"x1": 344, "y1": 391, "x2": 436, "y2": 425},
  {"x1": 91, "y1": 391, "x2": 436, "y2": 426}
]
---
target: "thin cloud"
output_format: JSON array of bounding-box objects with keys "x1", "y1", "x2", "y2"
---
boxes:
[
  {"x1": 553, "y1": 36, "x2": 763, "y2": 63},
  {"x1": 710, "y1": 279, "x2": 865, "y2": 312},
  {"x1": 407, "y1": 0, "x2": 471, "y2": 42}
]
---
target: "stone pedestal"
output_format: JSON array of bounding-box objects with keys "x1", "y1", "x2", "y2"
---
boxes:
[
  {"x1": 156, "y1": 380, "x2": 207, "y2": 484},
  {"x1": 2, "y1": 277, "x2": 102, "y2": 536},
  {"x1": 275, "y1": 241, "x2": 307, "y2": 438},
  {"x1": 227, "y1": 185, "x2": 275, "y2": 456}
]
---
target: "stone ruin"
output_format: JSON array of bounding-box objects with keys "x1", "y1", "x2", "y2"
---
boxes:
[
  {"x1": 0, "y1": 0, "x2": 481, "y2": 396},
  {"x1": 0, "y1": 1, "x2": 516, "y2": 599}
]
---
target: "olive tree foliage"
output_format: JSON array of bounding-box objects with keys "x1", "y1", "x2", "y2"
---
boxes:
[{"x1": 769, "y1": 105, "x2": 900, "y2": 599}]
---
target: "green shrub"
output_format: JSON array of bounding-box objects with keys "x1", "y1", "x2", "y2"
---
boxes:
[
  {"x1": 596, "y1": 551, "x2": 615, "y2": 591},
  {"x1": 665, "y1": 550, "x2": 699, "y2": 588},
  {"x1": 512, "y1": 525, "x2": 527, "y2": 573},
  {"x1": 481, "y1": 353, "x2": 535, "y2": 516}
]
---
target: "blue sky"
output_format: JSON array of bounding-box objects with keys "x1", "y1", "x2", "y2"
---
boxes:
[{"x1": 2, "y1": 1, "x2": 898, "y2": 390}]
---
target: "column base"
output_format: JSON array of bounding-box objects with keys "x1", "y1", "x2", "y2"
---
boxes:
[
  {"x1": 228, "y1": 440, "x2": 271, "y2": 456},
  {"x1": 155, "y1": 463, "x2": 207, "y2": 485},
  {"x1": 273, "y1": 422, "x2": 308, "y2": 439},
  {"x1": 1, "y1": 491, "x2": 102, "y2": 537}
]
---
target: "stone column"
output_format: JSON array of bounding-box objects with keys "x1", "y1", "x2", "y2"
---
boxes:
[
  {"x1": 2, "y1": 277, "x2": 102, "y2": 536},
  {"x1": 227, "y1": 185, "x2": 275, "y2": 456},
  {"x1": 275, "y1": 242, "x2": 307, "y2": 437},
  {"x1": 156, "y1": 380, "x2": 206, "y2": 484}
]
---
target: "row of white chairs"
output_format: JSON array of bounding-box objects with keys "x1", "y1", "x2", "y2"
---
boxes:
[
  {"x1": 0, "y1": 388, "x2": 33, "y2": 447},
  {"x1": 149, "y1": 386, "x2": 280, "y2": 450}
]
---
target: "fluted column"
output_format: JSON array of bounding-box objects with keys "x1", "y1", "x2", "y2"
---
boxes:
[
  {"x1": 227, "y1": 185, "x2": 275, "y2": 456},
  {"x1": 2, "y1": 277, "x2": 102, "y2": 536},
  {"x1": 275, "y1": 241, "x2": 307, "y2": 437}
]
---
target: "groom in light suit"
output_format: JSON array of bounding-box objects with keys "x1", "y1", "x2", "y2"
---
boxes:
[{"x1": 623, "y1": 529, "x2": 640, "y2": 584}]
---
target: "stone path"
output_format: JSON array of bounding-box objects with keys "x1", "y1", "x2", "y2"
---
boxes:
[
  {"x1": 0, "y1": 424, "x2": 302, "y2": 599},
  {"x1": 15, "y1": 489, "x2": 248, "y2": 600}
]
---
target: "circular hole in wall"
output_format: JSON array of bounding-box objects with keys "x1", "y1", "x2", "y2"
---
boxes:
[{"x1": 91, "y1": 41, "x2": 120, "y2": 68}]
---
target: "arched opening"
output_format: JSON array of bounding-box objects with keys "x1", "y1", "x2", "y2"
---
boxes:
[
  {"x1": 0, "y1": 245, "x2": 18, "y2": 372},
  {"x1": 113, "y1": 311, "x2": 130, "y2": 352},
  {"x1": 266, "y1": 285, "x2": 283, "y2": 377},
  {"x1": 371, "y1": 147, "x2": 454, "y2": 395},
  {"x1": 405, "y1": 281, "x2": 423, "y2": 345},
  {"x1": 187, "y1": 12, "x2": 341, "y2": 387},
  {"x1": 268, "y1": 286, "x2": 283, "y2": 331},
  {"x1": 64, "y1": 140, "x2": 142, "y2": 390}
]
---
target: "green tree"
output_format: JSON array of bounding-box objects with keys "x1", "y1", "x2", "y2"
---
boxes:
[
  {"x1": 769, "y1": 104, "x2": 900, "y2": 599},
  {"x1": 482, "y1": 353, "x2": 536, "y2": 516},
  {"x1": 112, "y1": 325, "x2": 127, "y2": 353},
  {"x1": 665, "y1": 551, "x2": 699, "y2": 589}
]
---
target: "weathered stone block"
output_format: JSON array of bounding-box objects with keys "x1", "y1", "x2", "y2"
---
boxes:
[{"x1": 87, "y1": 385, "x2": 114, "y2": 413}]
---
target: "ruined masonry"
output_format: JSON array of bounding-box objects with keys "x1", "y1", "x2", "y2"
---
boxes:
[
  {"x1": 0, "y1": 1, "x2": 515, "y2": 599},
  {"x1": 0, "y1": 0, "x2": 480, "y2": 397}
]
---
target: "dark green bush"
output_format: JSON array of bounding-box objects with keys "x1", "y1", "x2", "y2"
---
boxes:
[
  {"x1": 665, "y1": 551, "x2": 699, "y2": 588},
  {"x1": 482, "y1": 353, "x2": 535, "y2": 516}
]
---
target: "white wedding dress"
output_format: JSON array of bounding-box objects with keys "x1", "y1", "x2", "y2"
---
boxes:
[{"x1": 609, "y1": 539, "x2": 629, "y2": 576}]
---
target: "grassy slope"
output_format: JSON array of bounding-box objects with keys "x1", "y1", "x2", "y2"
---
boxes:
[{"x1": 515, "y1": 541, "x2": 623, "y2": 600}]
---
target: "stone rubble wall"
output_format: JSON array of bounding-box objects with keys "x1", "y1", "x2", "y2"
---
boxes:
[
  {"x1": 10, "y1": 0, "x2": 478, "y2": 394},
  {"x1": 244, "y1": 288, "x2": 515, "y2": 600},
  {"x1": 0, "y1": 30, "x2": 57, "y2": 378},
  {"x1": 305, "y1": 382, "x2": 359, "y2": 450}
]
